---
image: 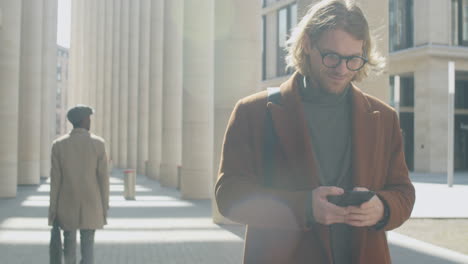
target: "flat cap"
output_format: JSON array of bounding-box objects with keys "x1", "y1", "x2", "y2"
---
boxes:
[{"x1": 67, "y1": 104, "x2": 94, "y2": 125}]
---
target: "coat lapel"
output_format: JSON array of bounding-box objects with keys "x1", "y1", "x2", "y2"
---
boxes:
[
  {"x1": 268, "y1": 73, "x2": 333, "y2": 261},
  {"x1": 350, "y1": 85, "x2": 382, "y2": 188},
  {"x1": 350, "y1": 85, "x2": 382, "y2": 263},
  {"x1": 267, "y1": 72, "x2": 320, "y2": 189}
]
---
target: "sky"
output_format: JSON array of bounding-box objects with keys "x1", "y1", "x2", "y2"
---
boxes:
[{"x1": 57, "y1": 0, "x2": 71, "y2": 48}]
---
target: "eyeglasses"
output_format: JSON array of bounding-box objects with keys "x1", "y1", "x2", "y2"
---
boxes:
[{"x1": 316, "y1": 47, "x2": 368, "y2": 71}]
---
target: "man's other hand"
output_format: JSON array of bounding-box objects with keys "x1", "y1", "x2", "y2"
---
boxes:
[
  {"x1": 345, "y1": 187, "x2": 384, "y2": 227},
  {"x1": 311, "y1": 186, "x2": 348, "y2": 225}
]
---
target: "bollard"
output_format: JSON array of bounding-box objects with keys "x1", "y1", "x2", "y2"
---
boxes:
[{"x1": 123, "y1": 169, "x2": 136, "y2": 200}]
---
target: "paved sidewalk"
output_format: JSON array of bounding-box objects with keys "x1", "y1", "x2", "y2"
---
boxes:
[
  {"x1": 410, "y1": 172, "x2": 468, "y2": 218},
  {"x1": 0, "y1": 169, "x2": 467, "y2": 264},
  {"x1": 0, "y1": 170, "x2": 244, "y2": 264}
]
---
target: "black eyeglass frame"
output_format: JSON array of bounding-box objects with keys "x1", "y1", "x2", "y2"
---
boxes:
[{"x1": 315, "y1": 47, "x2": 368, "y2": 71}]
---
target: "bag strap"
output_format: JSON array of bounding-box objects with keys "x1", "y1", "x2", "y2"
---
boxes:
[{"x1": 263, "y1": 88, "x2": 281, "y2": 187}]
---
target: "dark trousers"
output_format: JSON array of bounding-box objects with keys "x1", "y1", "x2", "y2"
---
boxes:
[
  {"x1": 63, "y1": 229, "x2": 96, "y2": 264},
  {"x1": 49, "y1": 220, "x2": 63, "y2": 264}
]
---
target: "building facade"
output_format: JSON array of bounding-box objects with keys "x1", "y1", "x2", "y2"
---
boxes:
[
  {"x1": 264, "y1": 0, "x2": 468, "y2": 174},
  {"x1": 56, "y1": 45, "x2": 69, "y2": 137},
  {"x1": 389, "y1": 0, "x2": 468, "y2": 173}
]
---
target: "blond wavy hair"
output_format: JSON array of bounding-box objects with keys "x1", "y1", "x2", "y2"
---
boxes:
[{"x1": 285, "y1": 0, "x2": 385, "y2": 82}]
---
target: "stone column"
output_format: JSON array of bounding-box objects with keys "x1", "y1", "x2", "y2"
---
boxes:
[
  {"x1": 59, "y1": 54, "x2": 69, "y2": 134},
  {"x1": 264, "y1": 7, "x2": 277, "y2": 80},
  {"x1": 104, "y1": 0, "x2": 114, "y2": 157},
  {"x1": 180, "y1": 0, "x2": 214, "y2": 199},
  {"x1": 67, "y1": 0, "x2": 77, "y2": 131},
  {"x1": 18, "y1": 0, "x2": 43, "y2": 185},
  {"x1": 212, "y1": 0, "x2": 261, "y2": 221},
  {"x1": 137, "y1": 0, "x2": 152, "y2": 176},
  {"x1": 160, "y1": 0, "x2": 184, "y2": 187},
  {"x1": 159, "y1": 0, "x2": 184, "y2": 186},
  {"x1": 0, "y1": 0, "x2": 22, "y2": 197},
  {"x1": 111, "y1": 0, "x2": 121, "y2": 166},
  {"x1": 118, "y1": 0, "x2": 130, "y2": 168},
  {"x1": 89, "y1": 0, "x2": 98, "y2": 130},
  {"x1": 414, "y1": 59, "x2": 451, "y2": 173},
  {"x1": 146, "y1": 0, "x2": 164, "y2": 179},
  {"x1": 77, "y1": 0, "x2": 86, "y2": 106},
  {"x1": 127, "y1": 0, "x2": 140, "y2": 169},
  {"x1": 81, "y1": 0, "x2": 91, "y2": 106},
  {"x1": 68, "y1": 0, "x2": 83, "y2": 120},
  {"x1": 40, "y1": 0, "x2": 58, "y2": 178},
  {"x1": 95, "y1": 0, "x2": 106, "y2": 137}
]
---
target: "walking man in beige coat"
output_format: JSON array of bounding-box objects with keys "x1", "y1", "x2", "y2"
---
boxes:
[{"x1": 49, "y1": 105, "x2": 109, "y2": 264}]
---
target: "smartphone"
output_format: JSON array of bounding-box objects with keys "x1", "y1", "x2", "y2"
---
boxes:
[{"x1": 327, "y1": 190, "x2": 375, "y2": 207}]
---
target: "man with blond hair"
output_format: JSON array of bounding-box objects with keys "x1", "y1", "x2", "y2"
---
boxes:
[{"x1": 215, "y1": 1, "x2": 415, "y2": 263}]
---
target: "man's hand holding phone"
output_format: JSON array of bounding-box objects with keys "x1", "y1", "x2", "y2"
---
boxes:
[
  {"x1": 311, "y1": 186, "x2": 349, "y2": 225},
  {"x1": 343, "y1": 187, "x2": 385, "y2": 227},
  {"x1": 327, "y1": 189, "x2": 375, "y2": 207},
  {"x1": 312, "y1": 186, "x2": 384, "y2": 227}
]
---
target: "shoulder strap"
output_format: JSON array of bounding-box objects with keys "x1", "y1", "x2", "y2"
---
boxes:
[
  {"x1": 263, "y1": 88, "x2": 281, "y2": 187},
  {"x1": 267, "y1": 87, "x2": 281, "y2": 104}
]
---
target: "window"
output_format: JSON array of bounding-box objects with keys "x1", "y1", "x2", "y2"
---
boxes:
[
  {"x1": 389, "y1": 0, "x2": 413, "y2": 52},
  {"x1": 455, "y1": 80, "x2": 468, "y2": 109},
  {"x1": 452, "y1": 0, "x2": 468, "y2": 46},
  {"x1": 277, "y1": 3, "x2": 297, "y2": 77},
  {"x1": 390, "y1": 74, "x2": 414, "y2": 170},
  {"x1": 390, "y1": 75, "x2": 414, "y2": 107},
  {"x1": 290, "y1": 3, "x2": 297, "y2": 29},
  {"x1": 57, "y1": 64, "x2": 62, "y2": 81},
  {"x1": 400, "y1": 76, "x2": 414, "y2": 107},
  {"x1": 400, "y1": 112, "x2": 414, "y2": 170},
  {"x1": 56, "y1": 86, "x2": 61, "y2": 108}
]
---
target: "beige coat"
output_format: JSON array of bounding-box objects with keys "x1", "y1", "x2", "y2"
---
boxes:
[
  {"x1": 48, "y1": 128, "x2": 109, "y2": 231},
  {"x1": 215, "y1": 72, "x2": 415, "y2": 264}
]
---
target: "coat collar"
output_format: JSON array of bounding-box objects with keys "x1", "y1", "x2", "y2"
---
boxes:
[
  {"x1": 267, "y1": 72, "x2": 381, "y2": 189},
  {"x1": 70, "y1": 128, "x2": 90, "y2": 135}
]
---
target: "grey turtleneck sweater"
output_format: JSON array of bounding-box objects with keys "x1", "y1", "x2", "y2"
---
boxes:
[{"x1": 300, "y1": 76, "x2": 353, "y2": 264}]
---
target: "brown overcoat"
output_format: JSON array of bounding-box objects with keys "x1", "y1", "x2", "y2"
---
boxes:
[
  {"x1": 215, "y1": 73, "x2": 415, "y2": 264},
  {"x1": 48, "y1": 128, "x2": 109, "y2": 231}
]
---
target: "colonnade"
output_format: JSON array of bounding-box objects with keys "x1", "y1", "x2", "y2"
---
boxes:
[
  {"x1": 0, "y1": 0, "x2": 58, "y2": 197},
  {"x1": 67, "y1": 0, "x2": 261, "y2": 201}
]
